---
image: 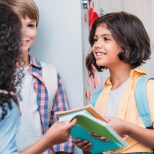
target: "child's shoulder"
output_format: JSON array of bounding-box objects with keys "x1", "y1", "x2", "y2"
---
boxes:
[
  {"x1": 136, "y1": 75, "x2": 154, "y2": 88},
  {"x1": 146, "y1": 78, "x2": 154, "y2": 87},
  {"x1": 31, "y1": 56, "x2": 57, "y2": 70},
  {"x1": 135, "y1": 75, "x2": 154, "y2": 96}
]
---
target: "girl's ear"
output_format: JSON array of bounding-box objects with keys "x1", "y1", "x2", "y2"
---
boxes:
[{"x1": 118, "y1": 49, "x2": 126, "y2": 61}]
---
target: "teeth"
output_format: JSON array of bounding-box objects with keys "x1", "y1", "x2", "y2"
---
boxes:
[
  {"x1": 96, "y1": 52, "x2": 104, "y2": 56},
  {"x1": 96, "y1": 53, "x2": 102, "y2": 56}
]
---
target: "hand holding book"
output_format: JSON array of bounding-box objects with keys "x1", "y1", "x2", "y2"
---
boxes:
[
  {"x1": 55, "y1": 105, "x2": 128, "y2": 154},
  {"x1": 72, "y1": 132, "x2": 110, "y2": 153},
  {"x1": 72, "y1": 138, "x2": 92, "y2": 153}
]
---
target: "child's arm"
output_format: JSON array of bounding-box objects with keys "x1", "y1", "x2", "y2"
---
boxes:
[
  {"x1": 72, "y1": 138, "x2": 92, "y2": 153},
  {"x1": 107, "y1": 116, "x2": 154, "y2": 148},
  {"x1": 20, "y1": 119, "x2": 76, "y2": 154}
]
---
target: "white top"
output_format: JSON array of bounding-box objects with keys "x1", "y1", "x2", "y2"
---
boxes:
[
  {"x1": 16, "y1": 66, "x2": 48, "y2": 154},
  {"x1": 104, "y1": 78, "x2": 130, "y2": 117}
]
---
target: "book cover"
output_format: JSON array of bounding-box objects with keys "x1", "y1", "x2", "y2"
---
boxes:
[{"x1": 55, "y1": 105, "x2": 128, "y2": 154}]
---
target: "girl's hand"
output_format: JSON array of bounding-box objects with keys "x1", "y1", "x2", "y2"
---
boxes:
[
  {"x1": 106, "y1": 116, "x2": 129, "y2": 136},
  {"x1": 20, "y1": 119, "x2": 77, "y2": 154},
  {"x1": 72, "y1": 138, "x2": 92, "y2": 152},
  {"x1": 89, "y1": 132, "x2": 109, "y2": 142},
  {"x1": 45, "y1": 118, "x2": 77, "y2": 145}
]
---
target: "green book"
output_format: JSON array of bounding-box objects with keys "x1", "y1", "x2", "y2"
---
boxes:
[{"x1": 55, "y1": 105, "x2": 128, "y2": 154}]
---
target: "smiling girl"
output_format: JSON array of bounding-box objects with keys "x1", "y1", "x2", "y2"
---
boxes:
[{"x1": 73, "y1": 12, "x2": 154, "y2": 153}]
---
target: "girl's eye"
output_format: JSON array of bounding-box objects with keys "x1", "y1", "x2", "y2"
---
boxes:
[
  {"x1": 93, "y1": 38, "x2": 98, "y2": 42},
  {"x1": 104, "y1": 37, "x2": 110, "y2": 41}
]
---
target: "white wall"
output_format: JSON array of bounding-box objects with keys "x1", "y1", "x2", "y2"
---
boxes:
[
  {"x1": 31, "y1": 1, "x2": 84, "y2": 153},
  {"x1": 32, "y1": 0, "x2": 84, "y2": 110}
]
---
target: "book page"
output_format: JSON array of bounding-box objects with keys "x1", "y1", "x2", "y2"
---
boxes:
[{"x1": 55, "y1": 105, "x2": 107, "y2": 122}]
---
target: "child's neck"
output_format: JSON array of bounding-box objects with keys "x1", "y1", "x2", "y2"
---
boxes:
[{"x1": 109, "y1": 64, "x2": 132, "y2": 90}]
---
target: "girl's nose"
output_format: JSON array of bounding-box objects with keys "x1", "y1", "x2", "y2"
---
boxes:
[{"x1": 94, "y1": 39, "x2": 102, "y2": 49}]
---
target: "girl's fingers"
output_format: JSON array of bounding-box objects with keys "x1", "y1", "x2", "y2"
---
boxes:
[
  {"x1": 67, "y1": 118, "x2": 77, "y2": 128},
  {"x1": 89, "y1": 132, "x2": 109, "y2": 142},
  {"x1": 72, "y1": 138, "x2": 81, "y2": 143},
  {"x1": 89, "y1": 132, "x2": 100, "y2": 137},
  {"x1": 76, "y1": 140, "x2": 92, "y2": 151},
  {"x1": 99, "y1": 137, "x2": 109, "y2": 142},
  {"x1": 76, "y1": 140, "x2": 89, "y2": 147},
  {"x1": 72, "y1": 138, "x2": 92, "y2": 151}
]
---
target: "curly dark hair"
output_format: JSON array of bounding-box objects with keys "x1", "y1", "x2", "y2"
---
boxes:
[
  {"x1": 0, "y1": 3, "x2": 23, "y2": 120},
  {"x1": 86, "y1": 12, "x2": 151, "y2": 76}
]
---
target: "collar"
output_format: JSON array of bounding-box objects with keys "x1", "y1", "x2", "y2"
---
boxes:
[
  {"x1": 104, "y1": 68, "x2": 147, "y2": 87},
  {"x1": 29, "y1": 56, "x2": 42, "y2": 69}
]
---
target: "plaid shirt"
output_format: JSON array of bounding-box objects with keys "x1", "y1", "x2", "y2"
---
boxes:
[{"x1": 29, "y1": 56, "x2": 74, "y2": 153}]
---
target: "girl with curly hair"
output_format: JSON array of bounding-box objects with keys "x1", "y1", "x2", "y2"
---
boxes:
[
  {"x1": 0, "y1": 3, "x2": 23, "y2": 153},
  {"x1": 0, "y1": 3, "x2": 76, "y2": 154},
  {"x1": 0, "y1": 0, "x2": 74, "y2": 153}
]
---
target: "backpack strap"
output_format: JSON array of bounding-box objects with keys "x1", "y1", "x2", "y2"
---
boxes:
[
  {"x1": 135, "y1": 76, "x2": 153, "y2": 128},
  {"x1": 41, "y1": 62, "x2": 58, "y2": 123},
  {"x1": 89, "y1": 88, "x2": 103, "y2": 107}
]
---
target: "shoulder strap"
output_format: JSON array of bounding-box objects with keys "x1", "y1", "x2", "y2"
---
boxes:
[
  {"x1": 89, "y1": 88, "x2": 103, "y2": 107},
  {"x1": 135, "y1": 76, "x2": 153, "y2": 128},
  {"x1": 41, "y1": 62, "x2": 58, "y2": 122}
]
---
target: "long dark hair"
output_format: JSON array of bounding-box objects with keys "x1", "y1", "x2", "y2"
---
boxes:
[
  {"x1": 86, "y1": 12, "x2": 151, "y2": 76},
  {"x1": 0, "y1": 3, "x2": 23, "y2": 120}
]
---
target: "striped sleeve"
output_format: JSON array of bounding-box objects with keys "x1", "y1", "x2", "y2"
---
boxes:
[{"x1": 51, "y1": 74, "x2": 74, "y2": 153}]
